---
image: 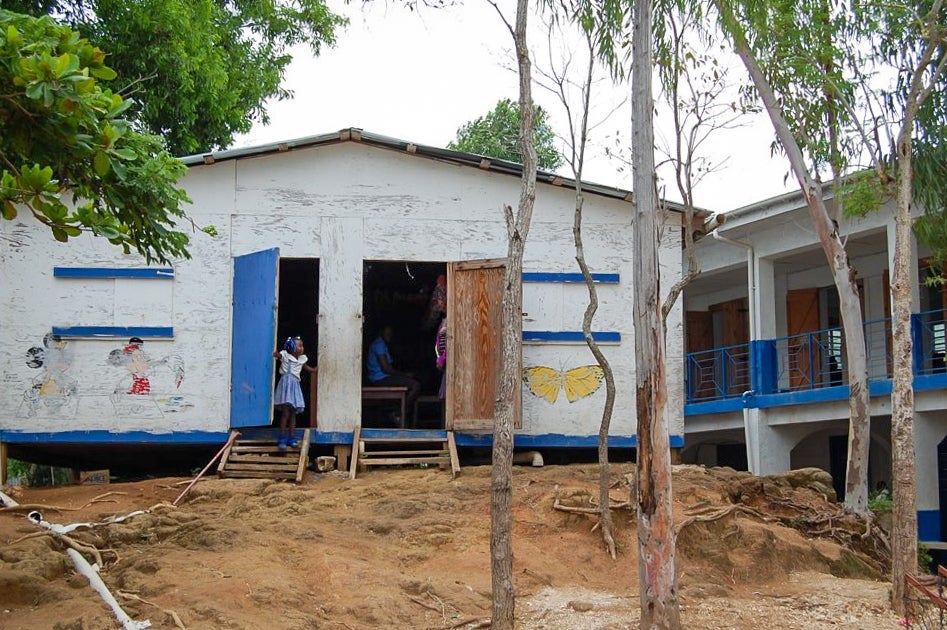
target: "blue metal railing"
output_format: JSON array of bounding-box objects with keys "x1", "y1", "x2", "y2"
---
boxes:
[
  {"x1": 685, "y1": 343, "x2": 750, "y2": 402},
  {"x1": 685, "y1": 309, "x2": 945, "y2": 404}
]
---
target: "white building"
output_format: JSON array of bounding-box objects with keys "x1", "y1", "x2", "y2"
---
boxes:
[
  {"x1": 683, "y1": 190, "x2": 947, "y2": 543},
  {"x1": 0, "y1": 129, "x2": 686, "y2": 474}
]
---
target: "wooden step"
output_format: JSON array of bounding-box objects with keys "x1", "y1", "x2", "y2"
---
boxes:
[
  {"x1": 360, "y1": 449, "x2": 449, "y2": 457},
  {"x1": 361, "y1": 457, "x2": 449, "y2": 467},
  {"x1": 218, "y1": 429, "x2": 310, "y2": 482},
  {"x1": 348, "y1": 429, "x2": 460, "y2": 479}
]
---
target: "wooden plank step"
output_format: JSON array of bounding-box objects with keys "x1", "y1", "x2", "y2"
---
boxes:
[
  {"x1": 361, "y1": 456, "x2": 449, "y2": 466},
  {"x1": 361, "y1": 449, "x2": 449, "y2": 457},
  {"x1": 223, "y1": 463, "x2": 299, "y2": 472},
  {"x1": 228, "y1": 454, "x2": 301, "y2": 464},
  {"x1": 231, "y1": 439, "x2": 283, "y2": 445},
  {"x1": 220, "y1": 470, "x2": 297, "y2": 479},
  {"x1": 231, "y1": 445, "x2": 300, "y2": 453},
  {"x1": 360, "y1": 437, "x2": 449, "y2": 444}
]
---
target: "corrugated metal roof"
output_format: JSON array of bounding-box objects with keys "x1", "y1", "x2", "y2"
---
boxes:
[{"x1": 180, "y1": 127, "x2": 690, "y2": 212}]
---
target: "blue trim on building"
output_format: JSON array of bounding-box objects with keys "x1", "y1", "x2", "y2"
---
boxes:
[
  {"x1": 0, "y1": 430, "x2": 226, "y2": 444},
  {"x1": 684, "y1": 398, "x2": 745, "y2": 415},
  {"x1": 919, "y1": 510, "x2": 940, "y2": 542},
  {"x1": 523, "y1": 272, "x2": 620, "y2": 284},
  {"x1": 54, "y1": 267, "x2": 174, "y2": 279},
  {"x1": 687, "y1": 373, "x2": 947, "y2": 416},
  {"x1": 523, "y1": 330, "x2": 621, "y2": 343},
  {"x1": 1, "y1": 429, "x2": 685, "y2": 450},
  {"x1": 52, "y1": 326, "x2": 174, "y2": 339}
]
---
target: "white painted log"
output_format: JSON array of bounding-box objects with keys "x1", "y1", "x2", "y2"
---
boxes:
[
  {"x1": 66, "y1": 548, "x2": 151, "y2": 630},
  {"x1": 0, "y1": 489, "x2": 19, "y2": 508},
  {"x1": 512, "y1": 451, "x2": 544, "y2": 467}
]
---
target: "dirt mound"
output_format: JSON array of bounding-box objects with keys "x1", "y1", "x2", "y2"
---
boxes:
[{"x1": 0, "y1": 464, "x2": 899, "y2": 629}]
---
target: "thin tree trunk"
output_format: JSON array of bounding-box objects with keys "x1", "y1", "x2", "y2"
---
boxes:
[
  {"x1": 574, "y1": 190, "x2": 618, "y2": 558},
  {"x1": 726, "y1": 13, "x2": 871, "y2": 514},
  {"x1": 890, "y1": 126, "x2": 918, "y2": 617},
  {"x1": 632, "y1": 0, "x2": 681, "y2": 625},
  {"x1": 491, "y1": 0, "x2": 536, "y2": 626}
]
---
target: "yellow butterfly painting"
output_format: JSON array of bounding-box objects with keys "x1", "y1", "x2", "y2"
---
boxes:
[{"x1": 522, "y1": 365, "x2": 605, "y2": 404}]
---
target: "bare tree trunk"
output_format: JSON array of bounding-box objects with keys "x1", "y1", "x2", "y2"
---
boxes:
[
  {"x1": 574, "y1": 190, "x2": 618, "y2": 558},
  {"x1": 632, "y1": 0, "x2": 681, "y2": 626},
  {"x1": 890, "y1": 125, "x2": 918, "y2": 617},
  {"x1": 726, "y1": 14, "x2": 871, "y2": 514},
  {"x1": 491, "y1": 0, "x2": 536, "y2": 626}
]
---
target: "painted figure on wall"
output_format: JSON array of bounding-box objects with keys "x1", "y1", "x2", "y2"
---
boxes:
[
  {"x1": 108, "y1": 337, "x2": 186, "y2": 416},
  {"x1": 522, "y1": 364, "x2": 605, "y2": 404},
  {"x1": 21, "y1": 333, "x2": 78, "y2": 417}
]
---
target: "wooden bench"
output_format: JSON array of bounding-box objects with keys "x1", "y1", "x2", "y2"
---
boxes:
[{"x1": 362, "y1": 386, "x2": 408, "y2": 428}]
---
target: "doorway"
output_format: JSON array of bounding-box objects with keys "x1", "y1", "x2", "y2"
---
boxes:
[
  {"x1": 362, "y1": 261, "x2": 447, "y2": 428},
  {"x1": 276, "y1": 258, "x2": 319, "y2": 428}
]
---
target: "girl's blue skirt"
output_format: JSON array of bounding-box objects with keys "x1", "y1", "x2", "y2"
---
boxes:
[{"x1": 274, "y1": 373, "x2": 305, "y2": 412}]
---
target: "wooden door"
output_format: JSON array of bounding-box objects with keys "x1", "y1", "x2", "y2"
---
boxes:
[
  {"x1": 709, "y1": 298, "x2": 750, "y2": 394},
  {"x1": 787, "y1": 288, "x2": 820, "y2": 388},
  {"x1": 446, "y1": 259, "x2": 514, "y2": 431},
  {"x1": 685, "y1": 310, "x2": 714, "y2": 400}
]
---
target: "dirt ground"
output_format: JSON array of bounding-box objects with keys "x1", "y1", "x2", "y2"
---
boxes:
[{"x1": 0, "y1": 462, "x2": 904, "y2": 629}]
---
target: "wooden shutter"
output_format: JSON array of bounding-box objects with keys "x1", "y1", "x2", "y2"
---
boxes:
[
  {"x1": 446, "y1": 259, "x2": 514, "y2": 431},
  {"x1": 786, "y1": 287, "x2": 820, "y2": 388}
]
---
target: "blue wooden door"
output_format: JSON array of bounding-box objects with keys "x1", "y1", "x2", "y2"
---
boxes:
[{"x1": 230, "y1": 248, "x2": 279, "y2": 428}]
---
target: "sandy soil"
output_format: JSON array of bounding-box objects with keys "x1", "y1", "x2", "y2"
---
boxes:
[{"x1": 0, "y1": 463, "x2": 903, "y2": 629}]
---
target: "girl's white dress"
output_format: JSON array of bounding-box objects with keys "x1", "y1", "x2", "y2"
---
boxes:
[{"x1": 274, "y1": 350, "x2": 307, "y2": 412}]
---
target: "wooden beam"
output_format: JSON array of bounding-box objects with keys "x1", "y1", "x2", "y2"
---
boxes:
[
  {"x1": 447, "y1": 432, "x2": 461, "y2": 478},
  {"x1": 295, "y1": 429, "x2": 311, "y2": 482},
  {"x1": 0, "y1": 437, "x2": 7, "y2": 486},
  {"x1": 349, "y1": 425, "x2": 361, "y2": 480}
]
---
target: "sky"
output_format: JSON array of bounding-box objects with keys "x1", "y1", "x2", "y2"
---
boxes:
[{"x1": 233, "y1": 0, "x2": 796, "y2": 213}]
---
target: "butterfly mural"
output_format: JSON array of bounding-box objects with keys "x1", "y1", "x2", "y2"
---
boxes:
[{"x1": 522, "y1": 365, "x2": 605, "y2": 404}]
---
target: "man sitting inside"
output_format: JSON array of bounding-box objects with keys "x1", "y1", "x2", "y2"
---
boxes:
[{"x1": 366, "y1": 325, "x2": 421, "y2": 425}]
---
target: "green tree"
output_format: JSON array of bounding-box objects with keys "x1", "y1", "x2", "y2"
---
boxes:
[
  {"x1": 1, "y1": 9, "x2": 196, "y2": 263},
  {"x1": 6, "y1": 0, "x2": 346, "y2": 156},
  {"x1": 449, "y1": 98, "x2": 563, "y2": 170}
]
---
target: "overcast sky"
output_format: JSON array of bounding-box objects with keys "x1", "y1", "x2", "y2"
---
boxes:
[{"x1": 233, "y1": 0, "x2": 796, "y2": 213}]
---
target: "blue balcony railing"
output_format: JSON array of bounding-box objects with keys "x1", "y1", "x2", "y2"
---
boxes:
[
  {"x1": 685, "y1": 309, "x2": 946, "y2": 405},
  {"x1": 685, "y1": 343, "x2": 750, "y2": 402}
]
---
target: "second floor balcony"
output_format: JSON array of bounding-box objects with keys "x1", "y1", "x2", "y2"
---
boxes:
[{"x1": 685, "y1": 309, "x2": 947, "y2": 413}]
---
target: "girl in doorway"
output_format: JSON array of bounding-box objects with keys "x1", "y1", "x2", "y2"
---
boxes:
[{"x1": 273, "y1": 336, "x2": 316, "y2": 449}]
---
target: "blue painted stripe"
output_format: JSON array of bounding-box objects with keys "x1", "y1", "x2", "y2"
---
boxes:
[
  {"x1": 523, "y1": 272, "x2": 620, "y2": 284},
  {"x1": 54, "y1": 267, "x2": 174, "y2": 279},
  {"x1": 684, "y1": 398, "x2": 745, "y2": 415},
  {"x1": 523, "y1": 331, "x2": 621, "y2": 343},
  {"x1": 686, "y1": 373, "x2": 947, "y2": 415},
  {"x1": 1, "y1": 428, "x2": 686, "y2": 450},
  {"x1": 52, "y1": 326, "x2": 174, "y2": 339},
  {"x1": 919, "y1": 510, "x2": 940, "y2": 542},
  {"x1": 0, "y1": 430, "x2": 227, "y2": 444}
]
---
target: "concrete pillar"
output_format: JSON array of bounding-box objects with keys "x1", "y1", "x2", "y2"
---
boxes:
[
  {"x1": 744, "y1": 409, "x2": 793, "y2": 475},
  {"x1": 754, "y1": 256, "x2": 777, "y2": 340},
  {"x1": 914, "y1": 411, "x2": 945, "y2": 541}
]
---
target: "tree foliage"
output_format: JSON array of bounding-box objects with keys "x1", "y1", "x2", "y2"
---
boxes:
[
  {"x1": 5, "y1": 0, "x2": 347, "y2": 156},
  {"x1": 449, "y1": 97, "x2": 563, "y2": 170},
  {"x1": 0, "y1": 9, "x2": 196, "y2": 263}
]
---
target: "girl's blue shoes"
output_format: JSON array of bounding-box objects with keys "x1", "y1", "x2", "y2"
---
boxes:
[{"x1": 277, "y1": 435, "x2": 298, "y2": 449}]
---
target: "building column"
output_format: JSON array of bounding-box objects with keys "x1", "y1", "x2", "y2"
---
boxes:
[
  {"x1": 754, "y1": 255, "x2": 777, "y2": 340},
  {"x1": 745, "y1": 409, "x2": 794, "y2": 475},
  {"x1": 914, "y1": 411, "x2": 945, "y2": 541}
]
